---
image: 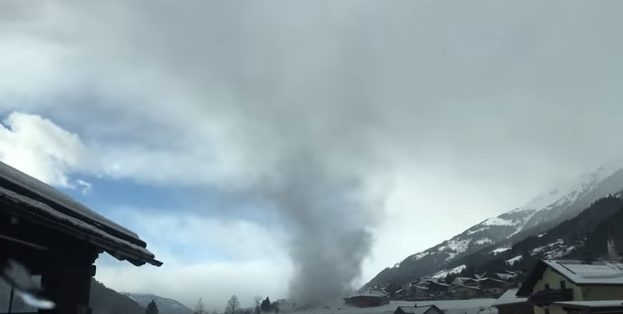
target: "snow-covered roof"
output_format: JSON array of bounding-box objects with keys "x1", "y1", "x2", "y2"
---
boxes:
[
  {"x1": 554, "y1": 300, "x2": 623, "y2": 309},
  {"x1": 0, "y1": 161, "x2": 138, "y2": 242},
  {"x1": 0, "y1": 161, "x2": 161, "y2": 266},
  {"x1": 543, "y1": 260, "x2": 623, "y2": 285},
  {"x1": 345, "y1": 290, "x2": 387, "y2": 298},
  {"x1": 493, "y1": 289, "x2": 527, "y2": 306},
  {"x1": 518, "y1": 260, "x2": 623, "y2": 296}
]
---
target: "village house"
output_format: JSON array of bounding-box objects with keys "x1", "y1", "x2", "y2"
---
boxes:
[
  {"x1": 422, "y1": 280, "x2": 451, "y2": 298},
  {"x1": 343, "y1": 290, "x2": 389, "y2": 307},
  {"x1": 479, "y1": 277, "x2": 509, "y2": 296},
  {"x1": 449, "y1": 284, "x2": 480, "y2": 298},
  {"x1": 409, "y1": 284, "x2": 430, "y2": 299},
  {"x1": 0, "y1": 161, "x2": 161, "y2": 314},
  {"x1": 517, "y1": 260, "x2": 623, "y2": 314},
  {"x1": 394, "y1": 305, "x2": 444, "y2": 314}
]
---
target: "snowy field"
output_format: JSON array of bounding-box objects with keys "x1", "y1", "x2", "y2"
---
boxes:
[{"x1": 282, "y1": 299, "x2": 497, "y2": 314}]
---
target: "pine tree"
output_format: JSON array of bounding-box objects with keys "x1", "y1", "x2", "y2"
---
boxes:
[
  {"x1": 146, "y1": 300, "x2": 159, "y2": 314},
  {"x1": 195, "y1": 298, "x2": 206, "y2": 314},
  {"x1": 260, "y1": 297, "x2": 272, "y2": 313}
]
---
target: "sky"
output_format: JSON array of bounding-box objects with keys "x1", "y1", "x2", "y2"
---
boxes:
[{"x1": 2, "y1": 0, "x2": 623, "y2": 310}]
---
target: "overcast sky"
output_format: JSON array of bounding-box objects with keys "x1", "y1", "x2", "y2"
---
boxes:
[{"x1": 2, "y1": 0, "x2": 623, "y2": 310}]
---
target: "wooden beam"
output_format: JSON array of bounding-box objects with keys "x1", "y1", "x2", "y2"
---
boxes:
[{"x1": 38, "y1": 238, "x2": 98, "y2": 314}]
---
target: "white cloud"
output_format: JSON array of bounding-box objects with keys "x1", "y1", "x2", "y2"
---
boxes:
[
  {"x1": 95, "y1": 208, "x2": 293, "y2": 310},
  {"x1": 0, "y1": 112, "x2": 88, "y2": 187}
]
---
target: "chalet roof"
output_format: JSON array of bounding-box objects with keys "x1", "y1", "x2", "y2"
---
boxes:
[
  {"x1": 518, "y1": 260, "x2": 623, "y2": 296},
  {"x1": 494, "y1": 288, "x2": 527, "y2": 306},
  {"x1": 395, "y1": 305, "x2": 443, "y2": 314},
  {"x1": 344, "y1": 290, "x2": 387, "y2": 299},
  {"x1": 0, "y1": 161, "x2": 161, "y2": 266},
  {"x1": 425, "y1": 280, "x2": 451, "y2": 287},
  {"x1": 554, "y1": 300, "x2": 623, "y2": 309}
]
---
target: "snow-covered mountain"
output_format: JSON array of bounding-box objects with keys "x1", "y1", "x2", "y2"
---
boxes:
[
  {"x1": 364, "y1": 161, "x2": 623, "y2": 288},
  {"x1": 125, "y1": 293, "x2": 193, "y2": 314}
]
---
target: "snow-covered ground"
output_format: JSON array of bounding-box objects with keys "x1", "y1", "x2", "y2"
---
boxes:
[
  {"x1": 431, "y1": 264, "x2": 467, "y2": 279},
  {"x1": 282, "y1": 299, "x2": 497, "y2": 314}
]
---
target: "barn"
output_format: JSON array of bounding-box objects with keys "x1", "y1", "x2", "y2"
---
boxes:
[{"x1": 0, "y1": 161, "x2": 161, "y2": 313}]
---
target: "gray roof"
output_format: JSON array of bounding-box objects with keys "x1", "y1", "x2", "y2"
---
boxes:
[
  {"x1": 555, "y1": 300, "x2": 623, "y2": 309},
  {"x1": 0, "y1": 161, "x2": 161, "y2": 266},
  {"x1": 0, "y1": 162, "x2": 138, "y2": 241},
  {"x1": 346, "y1": 290, "x2": 388, "y2": 298},
  {"x1": 543, "y1": 260, "x2": 623, "y2": 285}
]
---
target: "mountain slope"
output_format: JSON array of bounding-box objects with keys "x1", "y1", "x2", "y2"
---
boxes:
[
  {"x1": 456, "y1": 193, "x2": 623, "y2": 277},
  {"x1": 364, "y1": 162, "x2": 623, "y2": 288},
  {"x1": 0, "y1": 279, "x2": 145, "y2": 314},
  {"x1": 90, "y1": 280, "x2": 146, "y2": 314},
  {"x1": 125, "y1": 293, "x2": 194, "y2": 314}
]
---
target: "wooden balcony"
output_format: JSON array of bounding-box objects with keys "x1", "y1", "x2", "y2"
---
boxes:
[{"x1": 529, "y1": 288, "x2": 573, "y2": 306}]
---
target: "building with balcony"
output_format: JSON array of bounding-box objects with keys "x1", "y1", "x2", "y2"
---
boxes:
[{"x1": 517, "y1": 260, "x2": 623, "y2": 314}]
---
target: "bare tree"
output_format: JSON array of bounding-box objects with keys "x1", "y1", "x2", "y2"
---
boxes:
[
  {"x1": 224, "y1": 295, "x2": 240, "y2": 314},
  {"x1": 254, "y1": 296, "x2": 262, "y2": 314}
]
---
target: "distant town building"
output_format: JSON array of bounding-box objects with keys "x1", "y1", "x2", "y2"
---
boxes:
[
  {"x1": 343, "y1": 290, "x2": 389, "y2": 307},
  {"x1": 409, "y1": 284, "x2": 430, "y2": 299},
  {"x1": 449, "y1": 285, "x2": 479, "y2": 298},
  {"x1": 517, "y1": 259, "x2": 623, "y2": 314}
]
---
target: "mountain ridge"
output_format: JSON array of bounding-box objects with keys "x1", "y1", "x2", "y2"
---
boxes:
[
  {"x1": 364, "y1": 161, "x2": 623, "y2": 289},
  {"x1": 125, "y1": 293, "x2": 194, "y2": 314}
]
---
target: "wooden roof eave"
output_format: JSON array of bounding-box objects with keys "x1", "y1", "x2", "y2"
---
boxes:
[{"x1": 0, "y1": 187, "x2": 162, "y2": 267}]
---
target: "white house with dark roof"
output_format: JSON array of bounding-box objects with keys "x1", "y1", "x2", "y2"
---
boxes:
[{"x1": 517, "y1": 260, "x2": 623, "y2": 314}]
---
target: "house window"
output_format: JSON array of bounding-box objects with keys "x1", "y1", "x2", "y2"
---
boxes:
[
  {"x1": 544, "y1": 283, "x2": 550, "y2": 290},
  {"x1": 560, "y1": 280, "x2": 566, "y2": 289}
]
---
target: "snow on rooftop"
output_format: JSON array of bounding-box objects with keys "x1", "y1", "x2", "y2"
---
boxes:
[
  {"x1": 554, "y1": 300, "x2": 623, "y2": 308},
  {"x1": 493, "y1": 289, "x2": 526, "y2": 306},
  {"x1": 545, "y1": 260, "x2": 623, "y2": 285},
  {"x1": 345, "y1": 290, "x2": 387, "y2": 298},
  {"x1": 0, "y1": 185, "x2": 160, "y2": 266},
  {"x1": 0, "y1": 161, "x2": 140, "y2": 241}
]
